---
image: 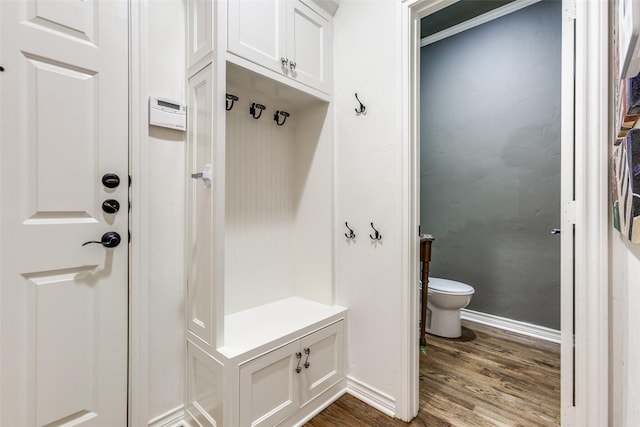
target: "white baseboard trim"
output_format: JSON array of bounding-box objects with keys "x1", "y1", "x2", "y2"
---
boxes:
[
  {"x1": 148, "y1": 405, "x2": 186, "y2": 427},
  {"x1": 461, "y1": 308, "x2": 561, "y2": 344},
  {"x1": 345, "y1": 376, "x2": 396, "y2": 418}
]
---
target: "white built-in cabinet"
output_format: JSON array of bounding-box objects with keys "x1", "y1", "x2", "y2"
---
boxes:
[
  {"x1": 185, "y1": 1, "x2": 343, "y2": 426},
  {"x1": 228, "y1": 0, "x2": 333, "y2": 94},
  {"x1": 239, "y1": 321, "x2": 344, "y2": 427}
]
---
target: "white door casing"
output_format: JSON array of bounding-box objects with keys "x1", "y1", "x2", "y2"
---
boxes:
[
  {"x1": 0, "y1": 0, "x2": 129, "y2": 426},
  {"x1": 400, "y1": 0, "x2": 605, "y2": 425}
]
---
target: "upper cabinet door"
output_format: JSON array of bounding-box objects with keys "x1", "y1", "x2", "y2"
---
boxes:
[
  {"x1": 228, "y1": 0, "x2": 287, "y2": 74},
  {"x1": 187, "y1": 0, "x2": 214, "y2": 71},
  {"x1": 286, "y1": 1, "x2": 331, "y2": 93},
  {"x1": 227, "y1": 0, "x2": 334, "y2": 95}
]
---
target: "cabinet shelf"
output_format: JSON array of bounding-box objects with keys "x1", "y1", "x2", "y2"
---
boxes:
[{"x1": 219, "y1": 297, "x2": 347, "y2": 360}]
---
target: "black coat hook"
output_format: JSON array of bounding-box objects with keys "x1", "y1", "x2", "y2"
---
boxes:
[
  {"x1": 274, "y1": 110, "x2": 290, "y2": 126},
  {"x1": 250, "y1": 103, "x2": 266, "y2": 119},
  {"x1": 226, "y1": 94, "x2": 238, "y2": 111},
  {"x1": 355, "y1": 93, "x2": 366, "y2": 115},
  {"x1": 344, "y1": 222, "x2": 356, "y2": 239},
  {"x1": 369, "y1": 222, "x2": 382, "y2": 241}
]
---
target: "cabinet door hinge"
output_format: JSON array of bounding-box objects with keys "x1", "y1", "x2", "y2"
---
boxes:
[
  {"x1": 563, "y1": 200, "x2": 577, "y2": 224},
  {"x1": 564, "y1": 0, "x2": 576, "y2": 21}
]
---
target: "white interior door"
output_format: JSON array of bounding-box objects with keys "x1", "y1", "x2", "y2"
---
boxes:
[
  {"x1": 560, "y1": 1, "x2": 576, "y2": 424},
  {"x1": 0, "y1": 0, "x2": 129, "y2": 426}
]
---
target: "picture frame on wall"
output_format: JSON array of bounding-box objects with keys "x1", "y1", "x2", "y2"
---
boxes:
[
  {"x1": 618, "y1": 0, "x2": 640, "y2": 79},
  {"x1": 613, "y1": 0, "x2": 640, "y2": 244}
]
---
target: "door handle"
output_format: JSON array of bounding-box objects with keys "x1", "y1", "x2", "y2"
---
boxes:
[
  {"x1": 82, "y1": 231, "x2": 121, "y2": 248},
  {"x1": 295, "y1": 352, "x2": 302, "y2": 374},
  {"x1": 303, "y1": 348, "x2": 310, "y2": 369},
  {"x1": 550, "y1": 228, "x2": 561, "y2": 235},
  {"x1": 191, "y1": 164, "x2": 212, "y2": 187}
]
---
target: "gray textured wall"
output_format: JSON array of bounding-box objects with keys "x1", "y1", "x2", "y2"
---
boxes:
[{"x1": 420, "y1": 0, "x2": 561, "y2": 329}]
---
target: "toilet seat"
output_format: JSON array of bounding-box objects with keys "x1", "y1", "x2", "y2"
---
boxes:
[{"x1": 427, "y1": 277, "x2": 475, "y2": 296}]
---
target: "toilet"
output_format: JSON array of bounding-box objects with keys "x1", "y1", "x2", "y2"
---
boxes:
[{"x1": 426, "y1": 277, "x2": 475, "y2": 338}]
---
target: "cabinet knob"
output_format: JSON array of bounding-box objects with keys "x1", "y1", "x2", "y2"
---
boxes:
[
  {"x1": 289, "y1": 61, "x2": 297, "y2": 71},
  {"x1": 281, "y1": 57, "x2": 289, "y2": 67}
]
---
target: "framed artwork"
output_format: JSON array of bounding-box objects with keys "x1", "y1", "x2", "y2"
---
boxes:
[
  {"x1": 613, "y1": 130, "x2": 640, "y2": 243},
  {"x1": 618, "y1": 0, "x2": 640, "y2": 79},
  {"x1": 614, "y1": 0, "x2": 640, "y2": 244}
]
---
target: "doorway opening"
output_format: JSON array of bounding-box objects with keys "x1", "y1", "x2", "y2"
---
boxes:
[
  {"x1": 420, "y1": 1, "x2": 562, "y2": 340},
  {"x1": 418, "y1": 0, "x2": 563, "y2": 422}
]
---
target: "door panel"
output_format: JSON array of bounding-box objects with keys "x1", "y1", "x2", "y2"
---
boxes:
[
  {"x1": 227, "y1": 0, "x2": 287, "y2": 73},
  {"x1": 287, "y1": 1, "x2": 330, "y2": 92},
  {"x1": 239, "y1": 342, "x2": 299, "y2": 427},
  {"x1": 187, "y1": 64, "x2": 215, "y2": 348},
  {"x1": 299, "y1": 322, "x2": 343, "y2": 405},
  {"x1": 0, "y1": 0, "x2": 129, "y2": 426},
  {"x1": 24, "y1": 55, "x2": 98, "y2": 219},
  {"x1": 27, "y1": 0, "x2": 96, "y2": 43}
]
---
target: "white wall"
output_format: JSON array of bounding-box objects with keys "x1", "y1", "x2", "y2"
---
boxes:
[
  {"x1": 132, "y1": 0, "x2": 186, "y2": 424},
  {"x1": 610, "y1": 234, "x2": 640, "y2": 426},
  {"x1": 334, "y1": 0, "x2": 406, "y2": 414}
]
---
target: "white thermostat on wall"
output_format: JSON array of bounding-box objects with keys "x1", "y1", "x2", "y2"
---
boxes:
[{"x1": 149, "y1": 97, "x2": 186, "y2": 131}]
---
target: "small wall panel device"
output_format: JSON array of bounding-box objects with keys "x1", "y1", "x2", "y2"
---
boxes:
[{"x1": 149, "y1": 97, "x2": 186, "y2": 131}]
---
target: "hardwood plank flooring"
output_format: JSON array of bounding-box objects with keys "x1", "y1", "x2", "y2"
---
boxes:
[{"x1": 306, "y1": 320, "x2": 560, "y2": 427}]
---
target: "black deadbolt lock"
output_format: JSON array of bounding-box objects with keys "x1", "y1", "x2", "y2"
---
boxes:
[
  {"x1": 102, "y1": 199, "x2": 120, "y2": 214},
  {"x1": 102, "y1": 173, "x2": 120, "y2": 189}
]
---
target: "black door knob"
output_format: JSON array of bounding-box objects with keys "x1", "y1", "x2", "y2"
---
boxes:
[
  {"x1": 82, "y1": 231, "x2": 121, "y2": 248},
  {"x1": 102, "y1": 173, "x2": 120, "y2": 188},
  {"x1": 102, "y1": 199, "x2": 120, "y2": 214}
]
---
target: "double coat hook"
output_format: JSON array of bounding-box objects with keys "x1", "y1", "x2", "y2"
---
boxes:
[
  {"x1": 369, "y1": 223, "x2": 382, "y2": 241},
  {"x1": 250, "y1": 102, "x2": 266, "y2": 119},
  {"x1": 354, "y1": 93, "x2": 366, "y2": 115},
  {"x1": 344, "y1": 222, "x2": 356, "y2": 239},
  {"x1": 226, "y1": 94, "x2": 238, "y2": 111},
  {"x1": 274, "y1": 110, "x2": 290, "y2": 126}
]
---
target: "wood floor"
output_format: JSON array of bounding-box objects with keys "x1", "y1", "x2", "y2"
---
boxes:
[{"x1": 306, "y1": 320, "x2": 560, "y2": 427}]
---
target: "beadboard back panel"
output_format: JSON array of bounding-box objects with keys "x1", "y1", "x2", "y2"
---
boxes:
[
  {"x1": 225, "y1": 99, "x2": 297, "y2": 314},
  {"x1": 292, "y1": 102, "x2": 333, "y2": 305},
  {"x1": 224, "y1": 86, "x2": 334, "y2": 314}
]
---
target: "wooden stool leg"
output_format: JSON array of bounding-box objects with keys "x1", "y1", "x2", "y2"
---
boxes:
[{"x1": 419, "y1": 236, "x2": 433, "y2": 347}]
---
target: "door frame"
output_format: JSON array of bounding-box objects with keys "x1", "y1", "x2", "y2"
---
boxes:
[
  {"x1": 397, "y1": 0, "x2": 609, "y2": 425},
  {"x1": 128, "y1": 0, "x2": 149, "y2": 425}
]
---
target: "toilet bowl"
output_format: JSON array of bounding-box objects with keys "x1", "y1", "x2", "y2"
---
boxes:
[{"x1": 426, "y1": 277, "x2": 475, "y2": 338}]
